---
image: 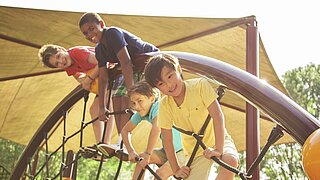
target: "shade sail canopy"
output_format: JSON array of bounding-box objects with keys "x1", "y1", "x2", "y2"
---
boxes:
[{"x1": 0, "y1": 6, "x2": 295, "y2": 153}]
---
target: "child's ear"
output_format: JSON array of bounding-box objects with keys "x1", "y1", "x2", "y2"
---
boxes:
[
  {"x1": 177, "y1": 65, "x2": 183, "y2": 74},
  {"x1": 150, "y1": 96, "x2": 156, "y2": 103},
  {"x1": 99, "y1": 20, "x2": 105, "y2": 28}
]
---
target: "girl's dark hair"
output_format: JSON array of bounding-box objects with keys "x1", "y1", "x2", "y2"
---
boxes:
[
  {"x1": 127, "y1": 80, "x2": 159, "y2": 99},
  {"x1": 144, "y1": 53, "x2": 181, "y2": 87}
]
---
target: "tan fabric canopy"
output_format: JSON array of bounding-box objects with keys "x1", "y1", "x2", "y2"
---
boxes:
[{"x1": 0, "y1": 6, "x2": 293, "y2": 153}]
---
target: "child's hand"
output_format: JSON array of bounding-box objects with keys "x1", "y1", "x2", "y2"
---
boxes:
[
  {"x1": 138, "y1": 152, "x2": 151, "y2": 169},
  {"x1": 98, "y1": 108, "x2": 109, "y2": 122},
  {"x1": 174, "y1": 166, "x2": 191, "y2": 179},
  {"x1": 203, "y1": 147, "x2": 222, "y2": 159},
  {"x1": 81, "y1": 76, "x2": 92, "y2": 91},
  {"x1": 128, "y1": 151, "x2": 139, "y2": 163}
]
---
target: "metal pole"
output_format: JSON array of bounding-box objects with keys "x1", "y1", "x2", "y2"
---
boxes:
[{"x1": 245, "y1": 16, "x2": 260, "y2": 180}]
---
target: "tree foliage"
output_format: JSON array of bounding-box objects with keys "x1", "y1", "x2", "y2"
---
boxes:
[
  {"x1": 0, "y1": 138, "x2": 25, "y2": 173},
  {"x1": 0, "y1": 138, "x2": 135, "y2": 179},
  {"x1": 2, "y1": 64, "x2": 319, "y2": 179},
  {"x1": 237, "y1": 63, "x2": 319, "y2": 179},
  {"x1": 282, "y1": 63, "x2": 320, "y2": 119}
]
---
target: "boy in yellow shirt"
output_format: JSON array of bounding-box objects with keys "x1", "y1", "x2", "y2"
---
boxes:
[{"x1": 144, "y1": 54, "x2": 239, "y2": 179}]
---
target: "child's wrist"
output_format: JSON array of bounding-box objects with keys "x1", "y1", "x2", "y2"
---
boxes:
[{"x1": 87, "y1": 75, "x2": 94, "y2": 81}]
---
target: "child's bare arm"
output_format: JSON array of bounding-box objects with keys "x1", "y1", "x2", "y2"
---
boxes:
[
  {"x1": 161, "y1": 128, "x2": 189, "y2": 177},
  {"x1": 116, "y1": 47, "x2": 134, "y2": 89},
  {"x1": 98, "y1": 66, "x2": 109, "y2": 122},
  {"x1": 72, "y1": 73, "x2": 90, "y2": 91},
  {"x1": 121, "y1": 121, "x2": 138, "y2": 162},
  {"x1": 87, "y1": 53, "x2": 99, "y2": 79},
  {"x1": 138, "y1": 117, "x2": 161, "y2": 168},
  {"x1": 208, "y1": 100, "x2": 225, "y2": 154},
  {"x1": 145, "y1": 117, "x2": 161, "y2": 155}
]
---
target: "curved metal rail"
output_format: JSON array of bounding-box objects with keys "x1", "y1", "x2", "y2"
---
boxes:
[{"x1": 10, "y1": 51, "x2": 320, "y2": 179}]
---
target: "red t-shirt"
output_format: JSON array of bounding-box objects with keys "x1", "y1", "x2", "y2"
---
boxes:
[{"x1": 65, "y1": 46, "x2": 96, "y2": 76}]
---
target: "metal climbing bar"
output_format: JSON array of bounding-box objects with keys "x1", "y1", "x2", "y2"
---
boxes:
[
  {"x1": 114, "y1": 150, "x2": 162, "y2": 180},
  {"x1": 26, "y1": 158, "x2": 34, "y2": 180},
  {"x1": 96, "y1": 79, "x2": 114, "y2": 180},
  {"x1": 60, "y1": 111, "x2": 67, "y2": 179},
  {"x1": 44, "y1": 132, "x2": 50, "y2": 179},
  {"x1": 191, "y1": 133, "x2": 249, "y2": 179},
  {"x1": 246, "y1": 125, "x2": 284, "y2": 176},
  {"x1": 172, "y1": 86, "x2": 249, "y2": 179},
  {"x1": 114, "y1": 141, "x2": 124, "y2": 180},
  {"x1": 80, "y1": 91, "x2": 89, "y2": 148}
]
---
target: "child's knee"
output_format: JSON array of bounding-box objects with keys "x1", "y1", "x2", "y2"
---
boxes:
[
  {"x1": 156, "y1": 168, "x2": 168, "y2": 179},
  {"x1": 89, "y1": 104, "x2": 99, "y2": 118},
  {"x1": 221, "y1": 154, "x2": 239, "y2": 168}
]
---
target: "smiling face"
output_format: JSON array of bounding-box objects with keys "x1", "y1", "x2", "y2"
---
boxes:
[
  {"x1": 48, "y1": 51, "x2": 72, "y2": 68},
  {"x1": 80, "y1": 21, "x2": 104, "y2": 44},
  {"x1": 130, "y1": 92, "x2": 155, "y2": 117},
  {"x1": 156, "y1": 66, "x2": 184, "y2": 97}
]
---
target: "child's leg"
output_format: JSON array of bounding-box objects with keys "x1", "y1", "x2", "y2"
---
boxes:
[
  {"x1": 112, "y1": 95, "x2": 130, "y2": 134},
  {"x1": 132, "y1": 151, "x2": 163, "y2": 180},
  {"x1": 89, "y1": 96, "x2": 103, "y2": 143},
  {"x1": 90, "y1": 93, "x2": 115, "y2": 144},
  {"x1": 216, "y1": 134, "x2": 239, "y2": 180},
  {"x1": 185, "y1": 155, "x2": 213, "y2": 180},
  {"x1": 153, "y1": 149, "x2": 187, "y2": 179},
  {"x1": 216, "y1": 154, "x2": 238, "y2": 180},
  {"x1": 155, "y1": 163, "x2": 172, "y2": 179},
  {"x1": 132, "y1": 163, "x2": 145, "y2": 180},
  {"x1": 103, "y1": 90, "x2": 115, "y2": 144}
]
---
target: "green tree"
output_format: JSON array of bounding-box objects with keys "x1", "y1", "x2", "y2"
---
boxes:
[
  {"x1": 237, "y1": 63, "x2": 319, "y2": 179},
  {"x1": 0, "y1": 138, "x2": 25, "y2": 173},
  {"x1": 0, "y1": 138, "x2": 135, "y2": 179},
  {"x1": 282, "y1": 63, "x2": 320, "y2": 119}
]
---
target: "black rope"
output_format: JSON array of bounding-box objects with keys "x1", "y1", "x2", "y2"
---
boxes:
[
  {"x1": 191, "y1": 133, "x2": 249, "y2": 179},
  {"x1": 96, "y1": 79, "x2": 114, "y2": 180},
  {"x1": 173, "y1": 121, "x2": 249, "y2": 179},
  {"x1": 30, "y1": 75, "x2": 142, "y2": 179},
  {"x1": 137, "y1": 168, "x2": 145, "y2": 180},
  {"x1": 172, "y1": 85, "x2": 226, "y2": 169},
  {"x1": 172, "y1": 115, "x2": 211, "y2": 180},
  {"x1": 133, "y1": 157, "x2": 162, "y2": 180},
  {"x1": 80, "y1": 91, "x2": 89, "y2": 148},
  {"x1": 44, "y1": 132, "x2": 50, "y2": 179},
  {"x1": 114, "y1": 141, "x2": 124, "y2": 180},
  {"x1": 51, "y1": 152, "x2": 83, "y2": 180},
  {"x1": 26, "y1": 158, "x2": 34, "y2": 180},
  {"x1": 33, "y1": 105, "x2": 133, "y2": 178},
  {"x1": 60, "y1": 111, "x2": 66, "y2": 179},
  {"x1": 246, "y1": 125, "x2": 284, "y2": 176},
  {"x1": 171, "y1": 86, "x2": 249, "y2": 179}
]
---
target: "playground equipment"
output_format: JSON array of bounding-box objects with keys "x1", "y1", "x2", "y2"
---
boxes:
[{"x1": 10, "y1": 51, "x2": 320, "y2": 179}]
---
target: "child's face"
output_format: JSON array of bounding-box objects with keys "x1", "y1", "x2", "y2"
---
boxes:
[
  {"x1": 156, "y1": 66, "x2": 184, "y2": 97},
  {"x1": 130, "y1": 93, "x2": 155, "y2": 117},
  {"x1": 48, "y1": 51, "x2": 72, "y2": 68},
  {"x1": 80, "y1": 21, "x2": 104, "y2": 44}
]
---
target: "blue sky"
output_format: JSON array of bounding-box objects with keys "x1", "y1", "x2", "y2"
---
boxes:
[{"x1": 1, "y1": 0, "x2": 319, "y2": 76}]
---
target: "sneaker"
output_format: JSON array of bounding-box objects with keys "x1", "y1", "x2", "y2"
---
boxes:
[
  {"x1": 96, "y1": 144, "x2": 116, "y2": 158},
  {"x1": 97, "y1": 144, "x2": 129, "y2": 161},
  {"x1": 79, "y1": 145, "x2": 101, "y2": 159},
  {"x1": 91, "y1": 154, "x2": 107, "y2": 162}
]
